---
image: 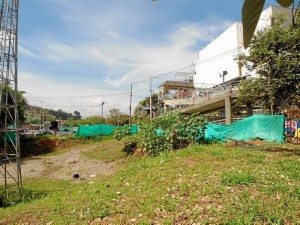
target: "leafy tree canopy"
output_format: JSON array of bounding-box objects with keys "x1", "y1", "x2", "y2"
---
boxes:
[
  {"x1": 106, "y1": 108, "x2": 129, "y2": 126},
  {"x1": 0, "y1": 86, "x2": 27, "y2": 125},
  {"x1": 48, "y1": 109, "x2": 73, "y2": 120},
  {"x1": 238, "y1": 14, "x2": 300, "y2": 113},
  {"x1": 133, "y1": 93, "x2": 159, "y2": 123},
  {"x1": 73, "y1": 110, "x2": 81, "y2": 120}
]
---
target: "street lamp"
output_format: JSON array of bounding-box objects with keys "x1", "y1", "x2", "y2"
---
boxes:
[{"x1": 219, "y1": 70, "x2": 228, "y2": 84}]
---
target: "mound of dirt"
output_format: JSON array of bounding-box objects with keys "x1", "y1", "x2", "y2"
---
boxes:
[
  {"x1": 21, "y1": 137, "x2": 82, "y2": 156},
  {"x1": 225, "y1": 140, "x2": 268, "y2": 147}
]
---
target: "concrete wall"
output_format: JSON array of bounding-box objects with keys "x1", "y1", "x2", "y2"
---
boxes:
[
  {"x1": 256, "y1": 6, "x2": 293, "y2": 31},
  {"x1": 194, "y1": 23, "x2": 244, "y2": 87}
]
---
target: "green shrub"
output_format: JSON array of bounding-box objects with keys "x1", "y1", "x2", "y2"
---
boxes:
[
  {"x1": 113, "y1": 125, "x2": 137, "y2": 154},
  {"x1": 69, "y1": 135, "x2": 103, "y2": 141},
  {"x1": 112, "y1": 113, "x2": 207, "y2": 156},
  {"x1": 113, "y1": 125, "x2": 132, "y2": 141},
  {"x1": 137, "y1": 112, "x2": 207, "y2": 156},
  {"x1": 123, "y1": 140, "x2": 138, "y2": 154}
]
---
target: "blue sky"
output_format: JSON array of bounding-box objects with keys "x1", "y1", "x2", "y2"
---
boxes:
[{"x1": 18, "y1": 0, "x2": 279, "y2": 117}]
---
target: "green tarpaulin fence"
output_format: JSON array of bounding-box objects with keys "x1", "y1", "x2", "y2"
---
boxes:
[
  {"x1": 205, "y1": 114, "x2": 285, "y2": 143},
  {"x1": 74, "y1": 124, "x2": 138, "y2": 137},
  {"x1": 0, "y1": 132, "x2": 16, "y2": 143},
  {"x1": 74, "y1": 115, "x2": 284, "y2": 142}
]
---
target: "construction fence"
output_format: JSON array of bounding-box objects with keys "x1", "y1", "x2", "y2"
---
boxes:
[
  {"x1": 74, "y1": 124, "x2": 138, "y2": 137},
  {"x1": 205, "y1": 114, "x2": 285, "y2": 143}
]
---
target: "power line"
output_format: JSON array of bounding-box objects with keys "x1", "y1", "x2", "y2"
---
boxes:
[
  {"x1": 133, "y1": 64, "x2": 194, "y2": 84},
  {"x1": 32, "y1": 104, "x2": 102, "y2": 108},
  {"x1": 32, "y1": 104, "x2": 129, "y2": 111},
  {"x1": 196, "y1": 46, "x2": 241, "y2": 65},
  {"x1": 25, "y1": 90, "x2": 149, "y2": 99}
]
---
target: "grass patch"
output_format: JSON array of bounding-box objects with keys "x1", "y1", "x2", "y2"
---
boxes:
[
  {"x1": 1, "y1": 142, "x2": 300, "y2": 224},
  {"x1": 277, "y1": 159, "x2": 300, "y2": 181},
  {"x1": 222, "y1": 171, "x2": 257, "y2": 186},
  {"x1": 82, "y1": 139, "x2": 125, "y2": 163}
]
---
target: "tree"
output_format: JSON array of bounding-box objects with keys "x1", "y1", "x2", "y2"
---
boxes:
[
  {"x1": 65, "y1": 115, "x2": 102, "y2": 127},
  {"x1": 242, "y1": 0, "x2": 299, "y2": 48},
  {"x1": 18, "y1": 91, "x2": 28, "y2": 124},
  {"x1": 0, "y1": 87, "x2": 27, "y2": 125},
  {"x1": 133, "y1": 93, "x2": 159, "y2": 122},
  {"x1": 73, "y1": 110, "x2": 81, "y2": 120},
  {"x1": 107, "y1": 108, "x2": 129, "y2": 126},
  {"x1": 48, "y1": 109, "x2": 73, "y2": 120},
  {"x1": 238, "y1": 15, "x2": 300, "y2": 114}
]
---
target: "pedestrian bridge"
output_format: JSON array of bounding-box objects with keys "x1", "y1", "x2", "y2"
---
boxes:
[{"x1": 158, "y1": 79, "x2": 243, "y2": 124}]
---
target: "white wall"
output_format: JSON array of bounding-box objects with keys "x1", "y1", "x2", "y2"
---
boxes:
[
  {"x1": 194, "y1": 23, "x2": 244, "y2": 87},
  {"x1": 194, "y1": 6, "x2": 293, "y2": 87},
  {"x1": 256, "y1": 6, "x2": 293, "y2": 32}
]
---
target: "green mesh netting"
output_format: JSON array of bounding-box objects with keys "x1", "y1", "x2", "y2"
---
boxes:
[
  {"x1": 0, "y1": 132, "x2": 16, "y2": 143},
  {"x1": 130, "y1": 125, "x2": 138, "y2": 134},
  {"x1": 205, "y1": 114, "x2": 285, "y2": 143},
  {"x1": 74, "y1": 124, "x2": 138, "y2": 136}
]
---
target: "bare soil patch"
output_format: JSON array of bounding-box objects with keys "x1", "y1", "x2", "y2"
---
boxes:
[{"x1": 21, "y1": 142, "x2": 116, "y2": 181}]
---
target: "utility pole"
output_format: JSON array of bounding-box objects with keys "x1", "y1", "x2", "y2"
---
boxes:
[
  {"x1": 149, "y1": 76, "x2": 158, "y2": 121},
  {"x1": 129, "y1": 83, "x2": 133, "y2": 125},
  {"x1": 150, "y1": 78, "x2": 152, "y2": 121},
  {"x1": 101, "y1": 102, "x2": 104, "y2": 124}
]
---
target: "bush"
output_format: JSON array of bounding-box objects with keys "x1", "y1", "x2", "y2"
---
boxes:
[
  {"x1": 113, "y1": 125, "x2": 137, "y2": 154},
  {"x1": 113, "y1": 125, "x2": 132, "y2": 141},
  {"x1": 123, "y1": 140, "x2": 138, "y2": 154},
  {"x1": 113, "y1": 113, "x2": 207, "y2": 156},
  {"x1": 137, "y1": 112, "x2": 207, "y2": 156},
  {"x1": 69, "y1": 135, "x2": 103, "y2": 142}
]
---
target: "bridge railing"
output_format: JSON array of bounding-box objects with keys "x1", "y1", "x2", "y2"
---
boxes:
[
  {"x1": 159, "y1": 81, "x2": 241, "y2": 102},
  {"x1": 194, "y1": 80, "x2": 240, "y2": 98}
]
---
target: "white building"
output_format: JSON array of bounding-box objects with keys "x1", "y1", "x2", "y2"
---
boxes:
[{"x1": 194, "y1": 6, "x2": 293, "y2": 87}]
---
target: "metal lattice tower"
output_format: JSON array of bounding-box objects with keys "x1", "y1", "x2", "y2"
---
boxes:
[{"x1": 0, "y1": 0, "x2": 21, "y2": 200}]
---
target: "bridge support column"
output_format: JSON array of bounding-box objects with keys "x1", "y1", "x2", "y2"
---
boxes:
[
  {"x1": 225, "y1": 96, "x2": 232, "y2": 124},
  {"x1": 246, "y1": 103, "x2": 253, "y2": 116}
]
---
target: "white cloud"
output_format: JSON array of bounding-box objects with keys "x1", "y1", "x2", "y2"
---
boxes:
[
  {"x1": 19, "y1": 45, "x2": 37, "y2": 58},
  {"x1": 29, "y1": 20, "x2": 231, "y2": 86},
  {"x1": 19, "y1": 71, "x2": 131, "y2": 117},
  {"x1": 19, "y1": 1, "x2": 234, "y2": 117}
]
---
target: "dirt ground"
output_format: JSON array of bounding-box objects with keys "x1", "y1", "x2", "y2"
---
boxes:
[{"x1": 20, "y1": 144, "x2": 116, "y2": 181}]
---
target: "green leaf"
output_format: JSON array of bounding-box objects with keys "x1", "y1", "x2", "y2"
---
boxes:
[
  {"x1": 276, "y1": 0, "x2": 293, "y2": 7},
  {"x1": 242, "y1": 0, "x2": 266, "y2": 48}
]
